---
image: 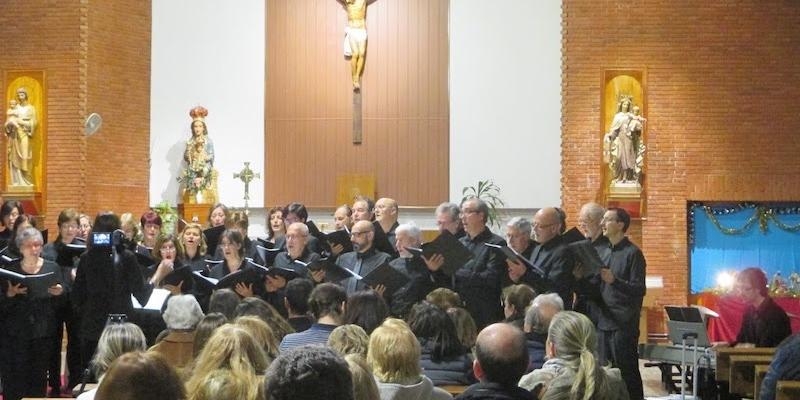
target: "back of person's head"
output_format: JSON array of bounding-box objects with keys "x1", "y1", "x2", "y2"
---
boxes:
[
  {"x1": 524, "y1": 293, "x2": 564, "y2": 334},
  {"x1": 474, "y1": 323, "x2": 528, "y2": 387},
  {"x1": 95, "y1": 351, "x2": 185, "y2": 400},
  {"x1": 235, "y1": 315, "x2": 280, "y2": 362},
  {"x1": 92, "y1": 323, "x2": 147, "y2": 378},
  {"x1": 284, "y1": 278, "x2": 314, "y2": 315},
  {"x1": 344, "y1": 354, "x2": 380, "y2": 400},
  {"x1": 367, "y1": 318, "x2": 421, "y2": 384},
  {"x1": 228, "y1": 211, "x2": 249, "y2": 231},
  {"x1": 187, "y1": 368, "x2": 263, "y2": 400},
  {"x1": 187, "y1": 325, "x2": 269, "y2": 394},
  {"x1": 548, "y1": 311, "x2": 613, "y2": 399},
  {"x1": 736, "y1": 267, "x2": 769, "y2": 297},
  {"x1": 327, "y1": 324, "x2": 369, "y2": 358},
  {"x1": 265, "y1": 345, "x2": 354, "y2": 400},
  {"x1": 343, "y1": 289, "x2": 389, "y2": 334},
  {"x1": 208, "y1": 288, "x2": 240, "y2": 320},
  {"x1": 502, "y1": 284, "x2": 536, "y2": 320},
  {"x1": 309, "y1": 283, "x2": 347, "y2": 321},
  {"x1": 447, "y1": 306, "x2": 478, "y2": 350},
  {"x1": 426, "y1": 287, "x2": 462, "y2": 309},
  {"x1": 235, "y1": 296, "x2": 295, "y2": 340},
  {"x1": 89, "y1": 212, "x2": 121, "y2": 249},
  {"x1": 193, "y1": 313, "x2": 228, "y2": 357},
  {"x1": 407, "y1": 301, "x2": 465, "y2": 361},
  {"x1": 163, "y1": 294, "x2": 204, "y2": 330}
]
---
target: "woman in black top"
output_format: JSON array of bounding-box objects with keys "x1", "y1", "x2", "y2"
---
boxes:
[
  {"x1": 0, "y1": 200, "x2": 23, "y2": 249},
  {"x1": 0, "y1": 226, "x2": 65, "y2": 400}
]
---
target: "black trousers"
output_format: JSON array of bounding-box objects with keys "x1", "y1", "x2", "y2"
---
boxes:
[
  {"x1": 1, "y1": 336, "x2": 52, "y2": 400},
  {"x1": 48, "y1": 303, "x2": 82, "y2": 390},
  {"x1": 598, "y1": 327, "x2": 644, "y2": 400}
]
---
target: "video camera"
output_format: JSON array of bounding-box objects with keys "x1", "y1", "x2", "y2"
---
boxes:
[{"x1": 91, "y1": 230, "x2": 126, "y2": 248}]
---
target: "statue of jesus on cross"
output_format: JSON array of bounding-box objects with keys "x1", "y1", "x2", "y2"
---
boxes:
[{"x1": 338, "y1": 0, "x2": 377, "y2": 91}]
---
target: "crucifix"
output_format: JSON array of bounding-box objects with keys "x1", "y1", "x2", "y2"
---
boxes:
[
  {"x1": 337, "y1": 0, "x2": 377, "y2": 144},
  {"x1": 233, "y1": 162, "x2": 260, "y2": 215}
]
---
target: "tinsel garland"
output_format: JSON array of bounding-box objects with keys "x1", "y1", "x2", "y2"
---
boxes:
[{"x1": 688, "y1": 202, "x2": 800, "y2": 245}]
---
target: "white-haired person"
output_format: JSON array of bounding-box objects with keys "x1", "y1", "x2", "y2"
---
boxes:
[
  {"x1": 523, "y1": 293, "x2": 563, "y2": 372},
  {"x1": 149, "y1": 294, "x2": 204, "y2": 372},
  {"x1": 368, "y1": 318, "x2": 452, "y2": 400},
  {"x1": 518, "y1": 311, "x2": 628, "y2": 400},
  {"x1": 76, "y1": 322, "x2": 148, "y2": 400}
]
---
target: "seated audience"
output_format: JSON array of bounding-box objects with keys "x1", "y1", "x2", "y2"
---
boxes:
[
  {"x1": 185, "y1": 325, "x2": 269, "y2": 398},
  {"x1": 523, "y1": 293, "x2": 564, "y2": 372},
  {"x1": 279, "y1": 283, "x2": 347, "y2": 351},
  {"x1": 760, "y1": 332, "x2": 800, "y2": 400},
  {"x1": 328, "y1": 324, "x2": 370, "y2": 358},
  {"x1": 149, "y1": 294, "x2": 204, "y2": 372},
  {"x1": 284, "y1": 278, "x2": 315, "y2": 332},
  {"x1": 235, "y1": 296, "x2": 295, "y2": 341},
  {"x1": 427, "y1": 287, "x2": 463, "y2": 310},
  {"x1": 502, "y1": 284, "x2": 536, "y2": 329},
  {"x1": 77, "y1": 323, "x2": 148, "y2": 400},
  {"x1": 407, "y1": 302, "x2": 475, "y2": 386},
  {"x1": 345, "y1": 353, "x2": 381, "y2": 400},
  {"x1": 518, "y1": 311, "x2": 628, "y2": 400},
  {"x1": 234, "y1": 315, "x2": 280, "y2": 362},
  {"x1": 188, "y1": 368, "x2": 264, "y2": 400},
  {"x1": 368, "y1": 318, "x2": 453, "y2": 400},
  {"x1": 447, "y1": 307, "x2": 478, "y2": 351},
  {"x1": 192, "y1": 312, "x2": 228, "y2": 358},
  {"x1": 344, "y1": 289, "x2": 390, "y2": 334},
  {"x1": 456, "y1": 323, "x2": 533, "y2": 400},
  {"x1": 265, "y1": 345, "x2": 354, "y2": 400},
  {"x1": 94, "y1": 351, "x2": 186, "y2": 400},
  {"x1": 208, "y1": 288, "x2": 240, "y2": 320}
]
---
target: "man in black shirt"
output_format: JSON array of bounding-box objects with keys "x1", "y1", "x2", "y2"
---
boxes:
[
  {"x1": 436, "y1": 202, "x2": 466, "y2": 239},
  {"x1": 573, "y1": 202, "x2": 611, "y2": 323},
  {"x1": 335, "y1": 220, "x2": 392, "y2": 295},
  {"x1": 455, "y1": 198, "x2": 506, "y2": 329},
  {"x1": 508, "y1": 207, "x2": 575, "y2": 310},
  {"x1": 596, "y1": 207, "x2": 645, "y2": 400},
  {"x1": 388, "y1": 222, "x2": 448, "y2": 318}
]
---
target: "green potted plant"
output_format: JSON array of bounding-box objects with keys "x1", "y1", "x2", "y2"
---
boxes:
[{"x1": 461, "y1": 179, "x2": 505, "y2": 228}]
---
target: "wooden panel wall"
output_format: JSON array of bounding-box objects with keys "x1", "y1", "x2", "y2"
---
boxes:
[{"x1": 266, "y1": 0, "x2": 449, "y2": 207}]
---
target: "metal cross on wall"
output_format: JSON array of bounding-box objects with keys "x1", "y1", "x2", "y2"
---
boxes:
[{"x1": 233, "y1": 162, "x2": 260, "y2": 215}]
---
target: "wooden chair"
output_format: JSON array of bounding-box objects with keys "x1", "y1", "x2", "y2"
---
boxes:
[
  {"x1": 714, "y1": 347, "x2": 775, "y2": 397},
  {"x1": 728, "y1": 354, "x2": 774, "y2": 398},
  {"x1": 440, "y1": 384, "x2": 469, "y2": 396},
  {"x1": 776, "y1": 380, "x2": 800, "y2": 400},
  {"x1": 754, "y1": 363, "x2": 770, "y2": 400}
]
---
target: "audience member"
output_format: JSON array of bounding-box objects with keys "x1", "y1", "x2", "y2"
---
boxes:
[
  {"x1": 235, "y1": 296, "x2": 295, "y2": 341},
  {"x1": 427, "y1": 287, "x2": 463, "y2": 310},
  {"x1": 456, "y1": 323, "x2": 533, "y2": 400},
  {"x1": 344, "y1": 289, "x2": 390, "y2": 334},
  {"x1": 265, "y1": 345, "x2": 354, "y2": 400},
  {"x1": 522, "y1": 293, "x2": 563, "y2": 372},
  {"x1": 187, "y1": 368, "x2": 264, "y2": 400},
  {"x1": 284, "y1": 277, "x2": 314, "y2": 332},
  {"x1": 208, "y1": 288, "x2": 240, "y2": 320},
  {"x1": 328, "y1": 324, "x2": 370, "y2": 358},
  {"x1": 77, "y1": 323, "x2": 147, "y2": 400},
  {"x1": 759, "y1": 332, "x2": 800, "y2": 400},
  {"x1": 368, "y1": 318, "x2": 453, "y2": 400},
  {"x1": 518, "y1": 311, "x2": 628, "y2": 400},
  {"x1": 447, "y1": 307, "x2": 478, "y2": 351},
  {"x1": 94, "y1": 351, "x2": 186, "y2": 400},
  {"x1": 150, "y1": 294, "x2": 204, "y2": 372},
  {"x1": 279, "y1": 283, "x2": 347, "y2": 351},
  {"x1": 344, "y1": 354, "x2": 381, "y2": 400},
  {"x1": 502, "y1": 284, "x2": 536, "y2": 329},
  {"x1": 234, "y1": 315, "x2": 280, "y2": 362},
  {"x1": 192, "y1": 313, "x2": 228, "y2": 357},
  {"x1": 407, "y1": 302, "x2": 475, "y2": 386}
]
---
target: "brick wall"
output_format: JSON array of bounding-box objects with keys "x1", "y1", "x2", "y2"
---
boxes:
[
  {"x1": 0, "y1": 1, "x2": 151, "y2": 232},
  {"x1": 561, "y1": 1, "x2": 800, "y2": 333}
]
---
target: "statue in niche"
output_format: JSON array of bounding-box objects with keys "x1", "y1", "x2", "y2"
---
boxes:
[
  {"x1": 5, "y1": 88, "x2": 36, "y2": 187},
  {"x1": 178, "y1": 106, "x2": 218, "y2": 204},
  {"x1": 604, "y1": 95, "x2": 646, "y2": 186}
]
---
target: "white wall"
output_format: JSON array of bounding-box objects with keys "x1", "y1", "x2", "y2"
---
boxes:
[
  {"x1": 150, "y1": 0, "x2": 265, "y2": 208},
  {"x1": 151, "y1": 0, "x2": 562, "y2": 214},
  {"x1": 449, "y1": 0, "x2": 562, "y2": 208}
]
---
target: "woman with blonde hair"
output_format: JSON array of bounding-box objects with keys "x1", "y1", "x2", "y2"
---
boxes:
[
  {"x1": 328, "y1": 324, "x2": 370, "y2": 358},
  {"x1": 518, "y1": 311, "x2": 628, "y2": 400},
  {"x1": 185, "y1": 325, "x2": 268, "y2": 395},
  {"x1": 345, "y1": 353, "x2": 380, "y2": 400},
  {"x1": 76, "y1": 323, "x2": 147, "y2": 400},
  {"x1": 188, "y1": 368, "x2": 264, "y2": 400},
  {"x1": 234, "y1": 315, "x2": 280, "y2": 362},
  {"x1": 367, "y1": 318, "x2": 452, "y2": 400}
]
